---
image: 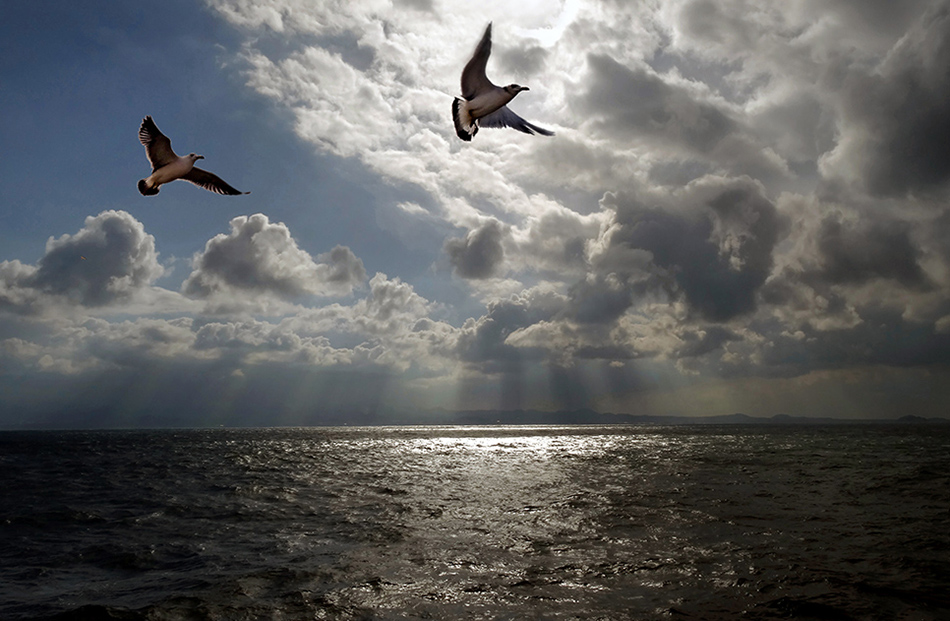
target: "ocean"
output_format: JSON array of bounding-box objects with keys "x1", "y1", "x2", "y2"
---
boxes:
[{"x1": 1, "y1": 425, "x2": 948, "y2": 620}]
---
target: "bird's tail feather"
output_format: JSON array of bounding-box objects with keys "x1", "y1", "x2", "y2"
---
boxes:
[
  {"x1": 138, "y1": 179, "x2": 159, "y2": 196},
  {"x1": 452, "y1": 98, "x2": 477, "y2": 141}
]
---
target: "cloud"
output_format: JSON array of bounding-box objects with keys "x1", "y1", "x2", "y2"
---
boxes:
[
  {"x1": 30, "y1": 210, "x2": 163, "y2": 306},
  {"x1": 10, "y1": 1, "x2": 950, "y2": 425},
  {"x1": 0, "y1": 261, "x2": 40, "y2": 314},
  {"x1": 511, "y1": 200, "x2": 605, "y2": 276},
  {"x1": 589, "y1": 176, "x2": 780, "y2": 323},
  {"x1": 674, "y1": 325, "x2": 739, "y2": 358},
  {"x1": 759, "y1": 308, "x2": 950, "y2": 375},
  {"x1": 579, "y1": 54, "x2": 738, "y2": 152},
  {"x1": 0, "y1": 211, "x2": 162, "y2": 314},
  {"x1": 815, "y1": 217, "x2": 929, "y2": 287},
  {"x1": 353, "y1": 272, "x2": 432, "y2": 328},
  {"x1": 2, "y1": 272, "x2": 458, "y2": 387},
  {"x1": 498, "y1": 41, "x2": 549, "y2": 79},
  {"x1": 318, "y1": 245, "x2": 367, "y2": 287},
  {"x1": 182, "y1": 213, "x2": 365, "y2": 306},
  {"x1": 576, "y1": 53, "x2": 789, "y2": 183},
  {"x1": 820, "y1": 1, "x2": 950, "y2": 196},
  {"x1": 456, "y1": 286, "x2": 567, "y2": 368},
  {"x1": 445, "y1": 220, "x2": 506, "y2": 279},
  {"x1": 758, "y1": 191, "x2": 944, "y2": 333},
  {"x1": 394, "y1": 0, "x2": 434, "y2": 12}
]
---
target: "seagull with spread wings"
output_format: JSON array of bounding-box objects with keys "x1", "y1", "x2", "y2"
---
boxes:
[
  {"x1": 137, "y1": 116, "x2": 248, "y2": 196},
  {"x1": 452, "y1": 23, "x2": 554, "y2": 142}
]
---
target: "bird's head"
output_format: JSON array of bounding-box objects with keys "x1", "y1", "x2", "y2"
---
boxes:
[
  {"x1": 188, "y1": 153, "x2": 205, "y2": 161},
  {"x1": 505, "y1": 84, "x2": 529, "y2": 95}
]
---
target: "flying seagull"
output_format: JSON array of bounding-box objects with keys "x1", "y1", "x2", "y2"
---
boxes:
[
  {"x1": 452, "y1": 23, "x2": 554, "y2": 141},
  {"x1": 137, "y1": 116, "x2": 248, "y2": 196}
]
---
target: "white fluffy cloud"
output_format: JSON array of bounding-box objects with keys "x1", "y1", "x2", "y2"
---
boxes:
[
  {"x1": 182, "y1": 213, "x2": 365, "y2": 311},
  {"x1": 0, "y1": 211, "x2": 456, "y2": 386},
  {"x1": 0, "y1": 210, "x2": 163, "y2": 314}
]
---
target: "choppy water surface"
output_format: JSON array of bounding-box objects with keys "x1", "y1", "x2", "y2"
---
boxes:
[{"x1": 2, "y1": 425, "x2": 949, "y2": 620}]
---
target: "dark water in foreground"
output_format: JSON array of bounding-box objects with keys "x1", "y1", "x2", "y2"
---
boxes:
[{"x1": 1, "y1": 425, "x2": 949, "y2": 620}]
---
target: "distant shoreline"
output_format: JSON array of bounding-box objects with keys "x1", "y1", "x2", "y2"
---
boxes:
[{"x1": 1, "y1": 409, "x2": 947, "y2": 431}]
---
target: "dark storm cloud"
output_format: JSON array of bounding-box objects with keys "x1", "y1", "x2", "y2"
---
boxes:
[
  {"x1": 800, "y1": 0, "x2": 934, "y2": 40},
  {"x1": 444, "y1": 220, "x2": 505, "y2": 280},
  {"x1": 759, "y1": 210, "x2": 932, "y2": 330},
  {"x1": 568, "y1": 276, "x2": 638, "y2": 325},
  {"x1": 675, "y1": 325, "x2": 739, "y2": 358},
  {"x1": 816, "y1": 218, "x2": 929, "y2": 288},
  {"x1": 648, "y1": 159, "x2": 714, "y2": 187},
  {"x1": 579, "y1": 54, "x2": 737, "y2": 152},
  {"x1": 183, "y1": 213, "x2": 365, "y2": 300},
  {"x1": 518, "y1": 208, "x2": 598, "y2": 277},
  {"x1": 457, "y1": 288, "x2": 565, "y2": 370},
  {"x1": 673, "y1": 0, "x2": 763, "y2": 53},
  {"x1": 830, "y1": 1, "x2": 950, "y2": 196},
  {"x1": 575, "y1": 52, "x2": 791, "y2": 183},
  {"x1": 590, "y1": 178, "x2": 780, "y2": 323},
  {"x1": 394, "y1": 0, "x2": 434, "y2": 11},
  {"x1": 0, "y1": 211, "x2": 162, "y2": 312},
  {"x1": 931, "y1": 209, "x2": 950, "y2": 264},
  {"x1": 498, "y1": 42, "x2": 549, "y2": 80},
  {"x1": 761, "y1": 306, "x2": 950, "y2": 374}
]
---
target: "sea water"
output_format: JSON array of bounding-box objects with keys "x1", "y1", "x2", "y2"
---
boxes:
[{"x1": 2, "y1": 425, "x2": 948, "y2": 620}]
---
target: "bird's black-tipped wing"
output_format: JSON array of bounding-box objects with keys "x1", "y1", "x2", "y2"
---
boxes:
[
  {"x1": 461, "y1": 23, "x2": 494, "y2": 100},
  {"x1": 181, "y1": 167, "x2": 248, "y2": 196},
  {"x1": 478, "y1": 105, "x2": 554, "y2": 136},
  {"x1": 138, "y1": 116, "x2": 177, "y2": 170}
]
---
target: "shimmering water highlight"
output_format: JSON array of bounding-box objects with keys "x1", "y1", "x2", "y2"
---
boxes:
[{"x1": 2, "y1": 425, "x2": 948, "y2": 619}]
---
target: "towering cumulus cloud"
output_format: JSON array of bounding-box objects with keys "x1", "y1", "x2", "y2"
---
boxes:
[
  {"x1": 445, "y1": 220, "x2": 506, "y2": 279},
  {"x1": 586, "y1": 177, "x2": 779, "y2": 323},
  {"x1": 183, "y1": 214, "x2": 366, "y2": 308},
  {"x1": 1, "y1": 211, "x2": 163, "y2": 314}
]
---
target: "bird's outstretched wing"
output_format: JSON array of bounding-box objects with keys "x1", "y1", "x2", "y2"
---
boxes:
[
  {"x1": 461, "y1": 23, "x2": 495, "y2": 100},
  {"x1": 478, "y1": 105, "x2": 555, "y2": 136},
  {"x1": 139, "y1": 116, "x2": 177, "y2": 170},
  {"x1": 181, "y1": 167, "x2": 249, "y2": 195}
]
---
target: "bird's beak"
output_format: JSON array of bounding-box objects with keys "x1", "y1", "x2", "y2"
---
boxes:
[
  {"x1": 197, "y1": 155, "x2": 205, "y2": 159},
  {"x1": 521, "y1": 86, "x2": 530, "y2": 91}
]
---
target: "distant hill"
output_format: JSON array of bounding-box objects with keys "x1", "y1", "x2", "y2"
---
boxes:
[
  {"x1": 5, "y1": 407, "x2": 947, "y2": 430},
  {"x1": 400, "y1": 409, "x2": 950, "y2": 427}
]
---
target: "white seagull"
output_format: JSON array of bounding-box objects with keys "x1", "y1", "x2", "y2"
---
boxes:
[
  {"x1": 452, "y1": 23, "x2": 554, "y2": 142},
  {"x1": 137, "y1": 116, "x2": 248, "y2": 196}
]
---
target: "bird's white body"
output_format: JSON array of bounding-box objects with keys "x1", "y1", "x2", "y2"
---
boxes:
[
  {"x1": 454, "y1": 87, "x2": 519, "y2": 138},
  {"x1": 141, "y1": 154, "x2": 202, "y2": 193},
  {"x1": 465, "y1": 87, "x2": 516, "y2": 120}
]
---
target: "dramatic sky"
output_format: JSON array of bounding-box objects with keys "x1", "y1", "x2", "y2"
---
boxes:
[{"x1": 3, "y1": 0, "x2": 950, "y2": 427}]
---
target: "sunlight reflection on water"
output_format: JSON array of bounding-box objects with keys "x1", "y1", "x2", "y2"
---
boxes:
[{"x1": 2, "y1": 425, "x2": 949, "y2": 620}]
